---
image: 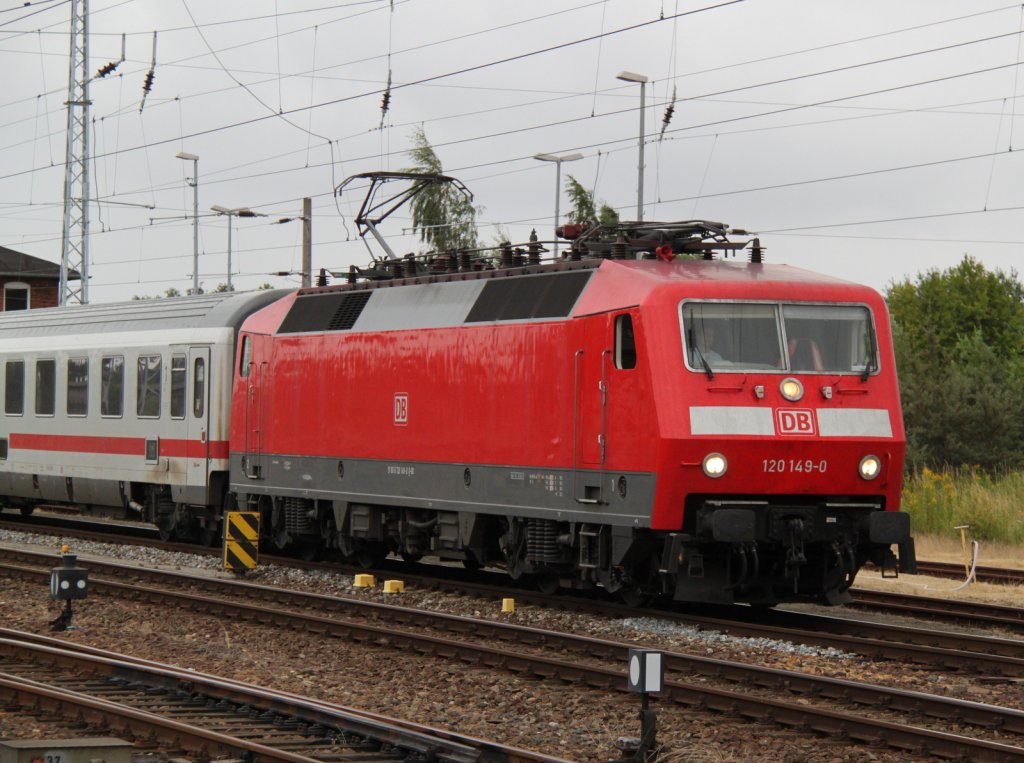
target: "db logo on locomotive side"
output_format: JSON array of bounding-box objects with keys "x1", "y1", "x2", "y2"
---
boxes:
[
  {"x1": 776, "y1": 408, "x2": 816, "y2": 435},
  {"x1": 394, "y1": 393, "x2": 409, "y2": 426}
]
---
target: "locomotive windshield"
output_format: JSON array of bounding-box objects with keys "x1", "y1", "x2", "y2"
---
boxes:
[{"x1": 681, "y1": 301, "x2": 875, "y2": 374}]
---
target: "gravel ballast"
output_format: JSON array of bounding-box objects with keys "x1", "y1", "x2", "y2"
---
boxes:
[{"x1": 0, "y1": 527, "x2": 1008, "y2": 761}]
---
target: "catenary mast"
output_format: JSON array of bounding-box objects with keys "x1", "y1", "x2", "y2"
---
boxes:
[{"x1": 59, "y1": 0, "x2": 90, "y2": 306}]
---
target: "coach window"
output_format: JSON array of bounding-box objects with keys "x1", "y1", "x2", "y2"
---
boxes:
[
  {"x1": 136, "y1": 355, "x2": 162, "y2": 418},
  {"x1": 101, "y1": 356, "x2": 124, "y2": 417},
  {"x1": 4, "y1": 360, "x2": 23, "y2": 415},
  {"x1": 614, "y1": 314, "x2": 637, "y2": 370},
  {"x1": 170, "y1": 354, "x2": 187, "y2": 419},
  {"x1": 193, "y1": 357, "x2": 206, "y2": 418},
  {"x1": 66, "y1": 357, "x2": 88, "y2": 416},
  {"x1": 239, "y1": 335, "x2": 251, "y2": 378},
  {"x1": 35, "y1": 359, "x2": 56, "y2": 416}
]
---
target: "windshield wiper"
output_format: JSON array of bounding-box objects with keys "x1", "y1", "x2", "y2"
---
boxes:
[
  {"x1": 688, "y1": 328, "x2": 714, "y2": 380},
  {"x1": 861, "y1": 330, "x2": 877, "y2": 382}
]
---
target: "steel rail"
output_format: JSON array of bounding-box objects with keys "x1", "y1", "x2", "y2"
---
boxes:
[
  {"x1": 0, "y1": 633, "x2": 567, "y2": 763},
  {"x1": 4, "y1": 547, "x2": 1022, "y2": 674},
  {"x1": 2, "y1": 559, "x2": 1024, "y2": 759}
]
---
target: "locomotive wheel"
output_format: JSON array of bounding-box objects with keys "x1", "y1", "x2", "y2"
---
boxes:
[
  {"x1": 535, "y1": 572, "x2": 560, "y2": 595},
  {"x1": 354, "y1": 543, "x2": 387, "y2": 569},
  {"x1": 298, "y1": 541, "x2": 321, "y2": 561},
  {"x1": 618, "y1": 587, "x2": 651, "y2": 607}
]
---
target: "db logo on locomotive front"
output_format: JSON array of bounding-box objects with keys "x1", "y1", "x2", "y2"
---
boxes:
[{"x1": 776, "y1": 408, "x2": 816, "y2": 435}]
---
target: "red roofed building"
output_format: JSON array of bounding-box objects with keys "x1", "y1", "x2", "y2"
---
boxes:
[{"x1": 0, "y1": 246, "x2": 79, "y2": 310}]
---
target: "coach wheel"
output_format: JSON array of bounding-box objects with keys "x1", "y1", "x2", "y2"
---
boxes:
[
  {"x1": 19, "y1": 505, "x2": 34, "y2": 517},
  {"x1": 154, "y1": 496, "x2": 176, "y2": 542},
  {"x1": 198, "y1": 520, "x2": 220, "y2": 547},
  {"x1": 401, "y1": 552, "x2": 423, "y2": 563},
  {"x1": 462, "y1": 552, "x2": 482, "y2": 572}
]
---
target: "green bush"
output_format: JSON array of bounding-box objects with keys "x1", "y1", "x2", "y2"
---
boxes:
[{"x1": 902, "y1": 468, "x2": 1024, "y2": 544}]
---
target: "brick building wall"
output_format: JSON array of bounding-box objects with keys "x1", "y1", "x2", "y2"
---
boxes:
[
  {"x1": 0, "y1": 246, "x2": 69, "y2": 310},
  {"x1": 0, "y1": 277, "x2": 59, "y2": 310}
]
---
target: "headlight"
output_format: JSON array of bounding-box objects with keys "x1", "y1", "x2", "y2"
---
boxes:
[
  {"x1": 703, "y1": 453, "x2": 728, "y2": 478},
  {"x1": 780, "y1": 377, "x2": 804, "y2": 402},
  {"x1": 859, "y1": 455, "x2": 881, "y2": 480}
]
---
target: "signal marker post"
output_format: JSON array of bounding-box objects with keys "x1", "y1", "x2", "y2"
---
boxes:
[
  {"x1": 223, "y1": 511, "x2": 260, "y2": 572},
  {"x1": 613, "y1": 649, "x2": 663, "y2": 762}
]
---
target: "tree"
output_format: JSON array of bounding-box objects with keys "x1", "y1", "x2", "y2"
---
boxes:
[
  {"x1": 132, "y1": 286, "x2": 182, "y2": 300},
  {"x1": 565, "y1": 175, "x2": 596, "y2": 224},
  {"x1": 887, "y1": 256, "x2": 1024, "y2": 362},
  {"x1": 405, "y1": 126, "x2": 479, "y2": 252},
  {"x1": 887, "y1": 256, "x2": 1024, "y2": 470},
  {"x1": 564, "y1": 175, "x2": 620, "y2": 227}
]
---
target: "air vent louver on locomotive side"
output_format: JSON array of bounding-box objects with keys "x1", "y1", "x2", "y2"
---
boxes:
[
  {"x1": 278, "y1": 291, "x2": 372, "y2": 333},
  {"x1": 464, "y1": 270, "x2": 591, "y2": 322}
]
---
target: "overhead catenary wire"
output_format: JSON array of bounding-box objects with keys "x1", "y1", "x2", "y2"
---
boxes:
[{"x1": 7, "y1": 1, "x2": 1024, "y2": 299}]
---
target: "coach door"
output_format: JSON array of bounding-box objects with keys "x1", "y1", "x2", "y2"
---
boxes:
[{"x1": 187, "y1": 346, "x2": 211, "y2": 494}]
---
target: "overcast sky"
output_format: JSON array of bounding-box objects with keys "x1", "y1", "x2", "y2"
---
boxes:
[{"x1": 1, "y1": 0, "x2": 1023, "y2": 303}]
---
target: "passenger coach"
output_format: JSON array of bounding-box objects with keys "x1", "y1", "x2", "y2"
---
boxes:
[{"x1": 0, "y1": 290, "x2": 283, "y2": 541}]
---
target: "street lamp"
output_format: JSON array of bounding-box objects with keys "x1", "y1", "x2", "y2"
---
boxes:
[
  {"x1": 616, "y1": 71, "x2": 648, "y2": 222},
  {"x1": 211, "y1": 205, "x2": 265, "y2": 291},
  {"x1": 175, "y1": 151, "x2": 199, "y2": 294},
  {"x1": 534, "y1": 152, "x2": 582, "y2": 259}
]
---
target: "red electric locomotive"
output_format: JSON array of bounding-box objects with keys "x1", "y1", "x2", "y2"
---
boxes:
[{"x1": 230, "y1": 214, "x2": 915, "y2": 605}]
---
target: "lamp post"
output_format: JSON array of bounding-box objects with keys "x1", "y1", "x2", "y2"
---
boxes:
[
  {"x1": 175, "y1": 152, "x2": 199, "y2": 294},
  {"x1": 211, "y1": 205, "x2": 264, "y2": 291},
  {"x1": 616, "y1": 71, "x2": 648, "y2": 222},
  {"x1": 533, "y1": 152, "x2": 582, "y2": 259}
]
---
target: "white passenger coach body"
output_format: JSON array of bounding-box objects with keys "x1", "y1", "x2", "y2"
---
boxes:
[{"x1": 0, "y1": 290, "x2": 284, "y2": 539}]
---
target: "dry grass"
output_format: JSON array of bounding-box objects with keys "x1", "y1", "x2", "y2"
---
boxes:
[
  {"x1": 913, "y1": 532, "x2": 1024, "y2": 569},
  {"x1": 855, "y1": 532, "x2": 1024, "y2": 607}
]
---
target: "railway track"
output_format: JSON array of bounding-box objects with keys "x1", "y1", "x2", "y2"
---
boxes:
[
  {"x1": 4, "y1": 513, "x2": 1024, "y2": 634},
  {"x1": 3, "y1": 548, "x2": 1024, "y2": 760},
  {"x1": 0, "y1": 629, "x2": 565, "y2": 763},
  {"x1": 914, "y1": 559, "x2": 1024, "y2": 585}
]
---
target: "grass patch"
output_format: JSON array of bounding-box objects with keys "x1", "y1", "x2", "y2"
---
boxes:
[{"x1": 902, "y1": 467, "x2": 1024, "y2": 545}]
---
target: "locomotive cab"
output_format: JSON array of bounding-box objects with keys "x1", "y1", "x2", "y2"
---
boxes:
[{"x1": 664, "y1": 294, "x2": 915, "y2": 604}]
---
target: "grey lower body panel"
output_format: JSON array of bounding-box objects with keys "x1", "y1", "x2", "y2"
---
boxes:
[{"x1": 230, "y1": 452, "x2": 656, "y2": 528}]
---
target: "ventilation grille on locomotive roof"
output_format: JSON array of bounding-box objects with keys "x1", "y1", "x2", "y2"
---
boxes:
[
  {"x1": 278, "y1": 291, "x2": 372, "y2": 333},
  {"x1": 465, "y1": 270, "x2": 591, "y2": 323}
]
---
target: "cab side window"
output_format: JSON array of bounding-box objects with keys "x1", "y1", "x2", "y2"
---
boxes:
[
  {"x1": 615, "y1": 314, "x2": 637, "y2": 370},
  {"x1": 239, "y1": 336, "x2": 251, "y2": 378}
]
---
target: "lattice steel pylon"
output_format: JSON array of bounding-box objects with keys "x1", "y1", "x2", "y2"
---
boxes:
[{"x1": 59, "y1": 0, "x2": 90, "y2": 306}]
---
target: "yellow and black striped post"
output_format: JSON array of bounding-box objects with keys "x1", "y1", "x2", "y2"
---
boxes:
[{"x1": 223, "y1": 511, "x2": 260, "y2": 571}]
